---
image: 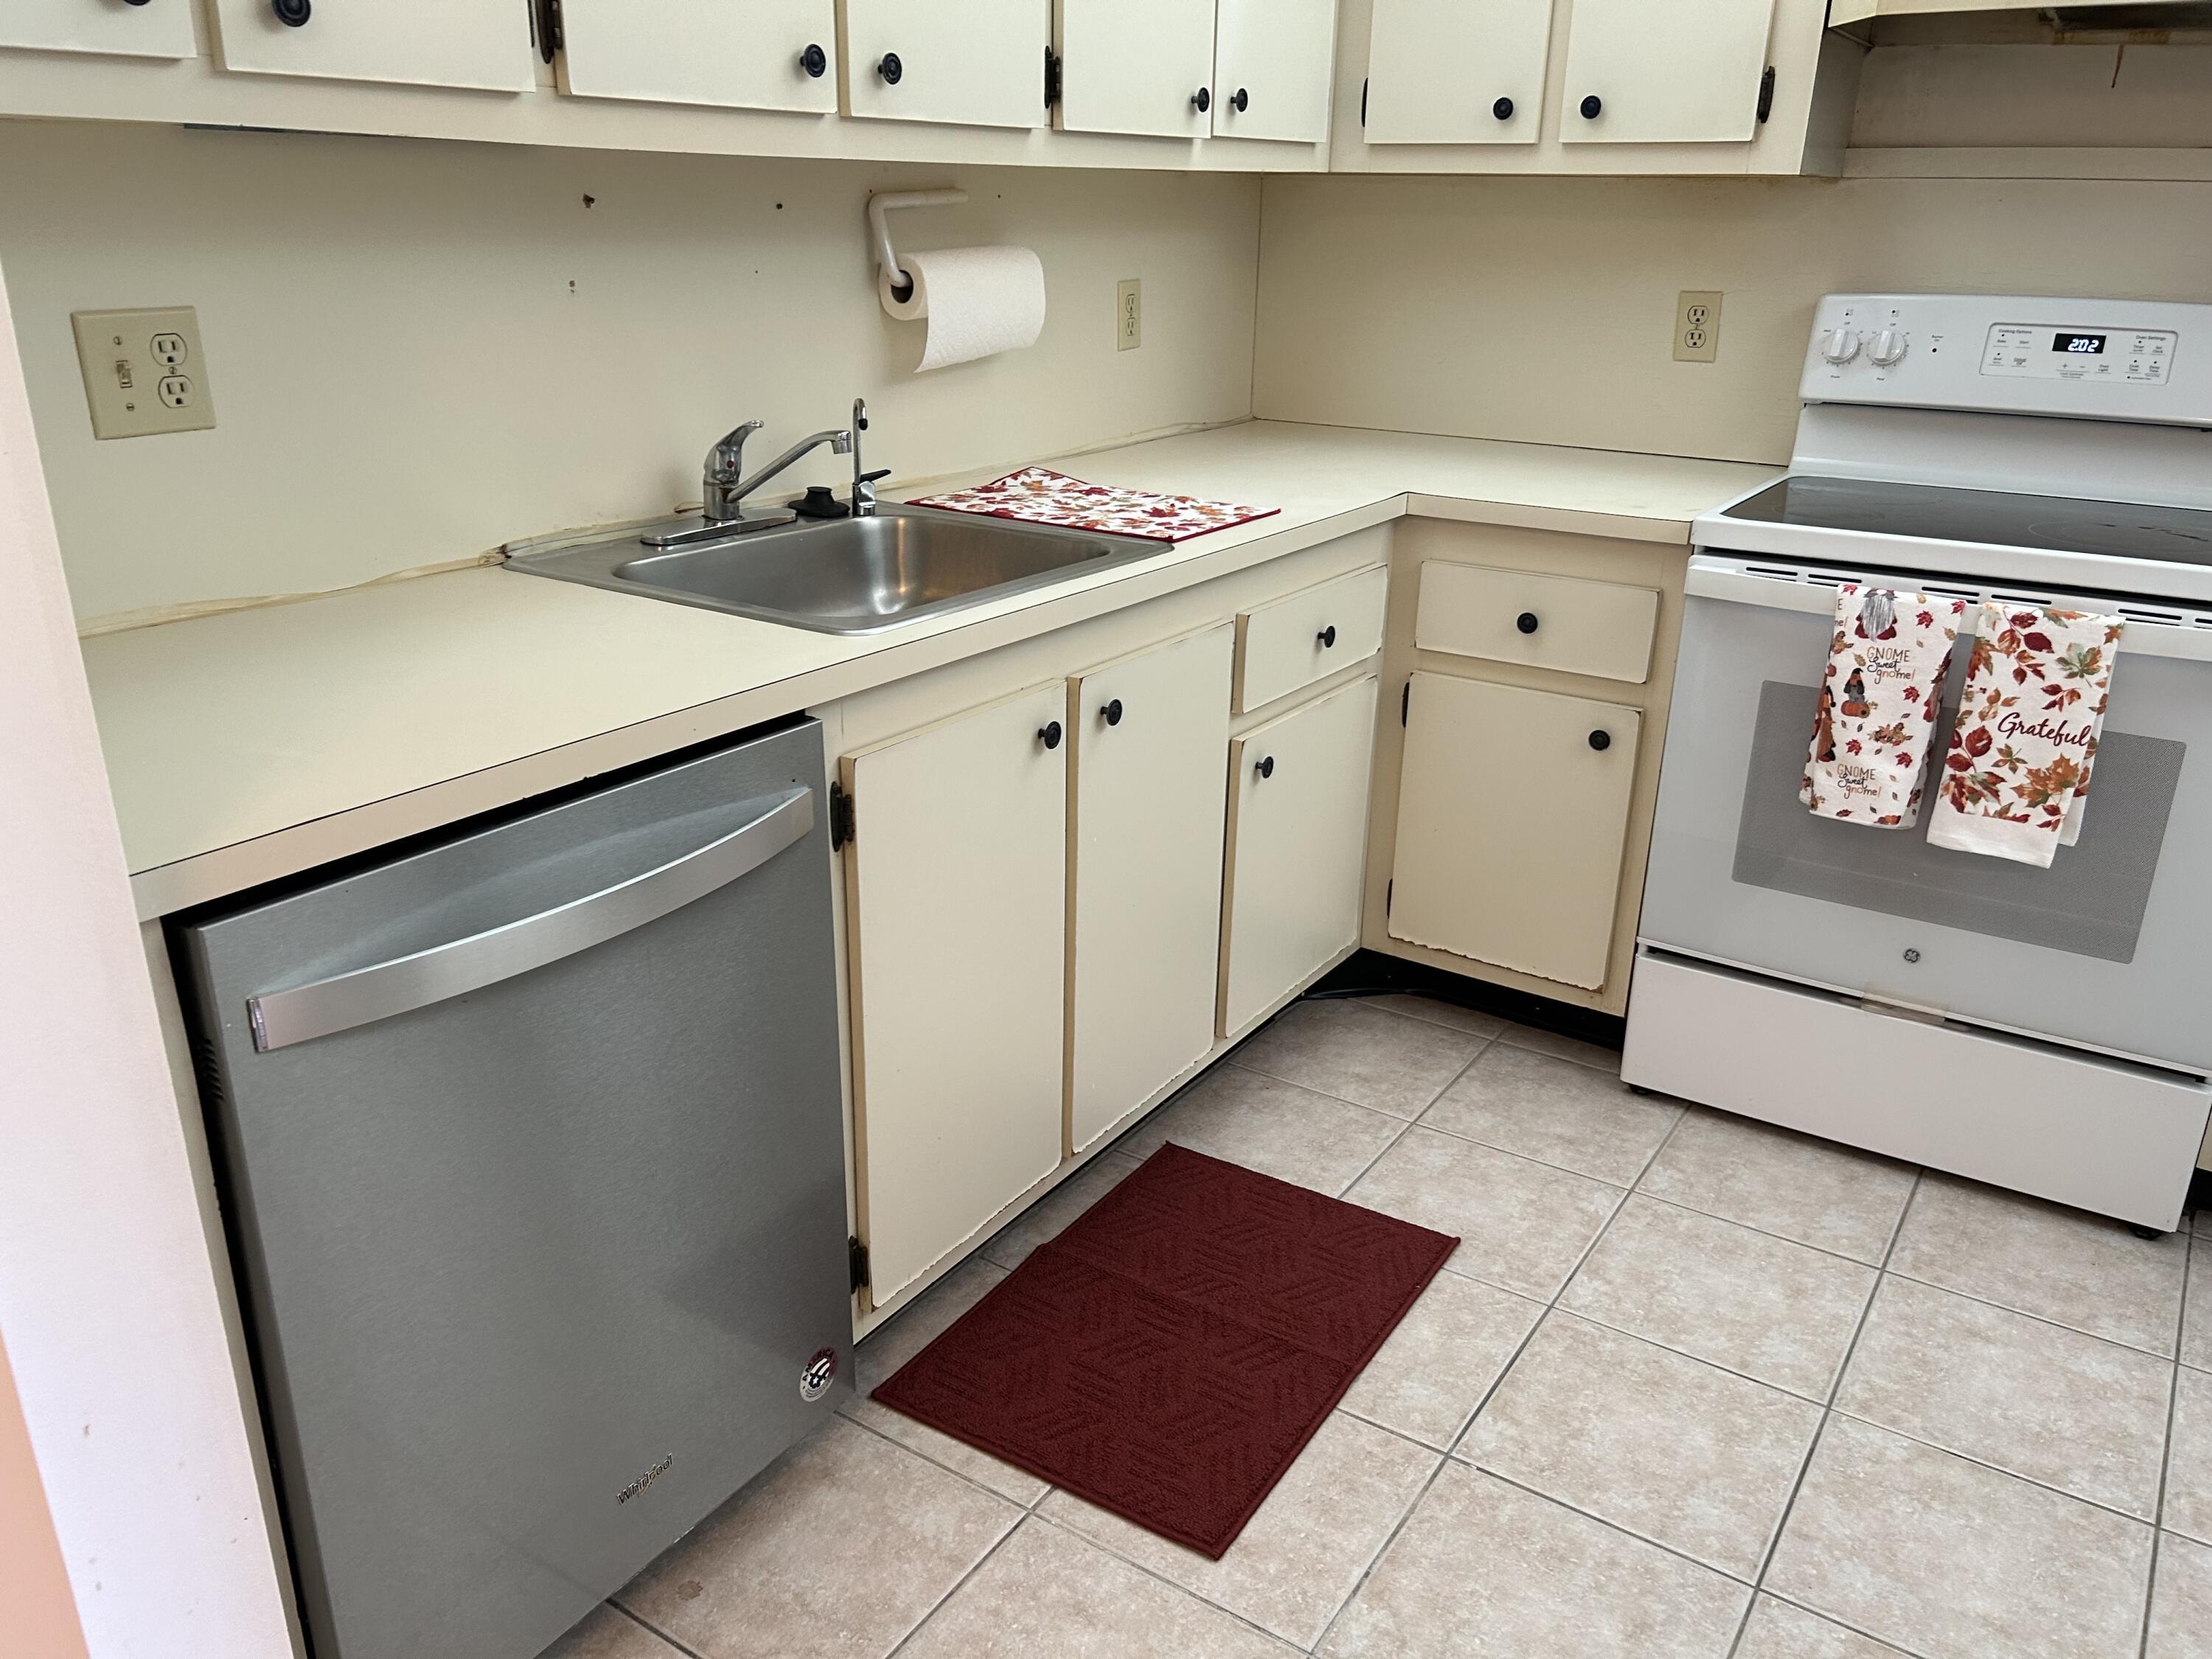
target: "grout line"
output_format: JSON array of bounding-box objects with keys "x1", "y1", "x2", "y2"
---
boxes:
[
  {"x1": 1476, "y1": 1466, "x2": 1761, "y2": 1586},
  {"x1": 1017, "y1": 1509, "x2": 1311, "y2": 1655},
  {"x1": 608, "y1": 1601, "x2": 714, "y2": 1659},
  {"x1": 1752, "y1": 1587, "x2": 1942, "y2": 1659},
  {"x1": 882, "y1": 1509, "x2": 1028, "y2": 1659},
  {"x1": 1621, "y1": 1185, "x2": 1901, "y2": 1273},
  {"x1": 839, "y1": 1410, "x2": 1046, "y2": 1515},
  {"x1": 1878, "y1": 1263, "x2": 2187, "y2": 1363},
  {"x1": 1823, "y1": 1405, "x2": 2164, "y2": 1528},
  {"x1": 1308, "y1": 1451, "x2": 1456, "y2": 1655},
  {"x1": 2142, "y1": 1234, "x2": 2195, "y2": 1659}
]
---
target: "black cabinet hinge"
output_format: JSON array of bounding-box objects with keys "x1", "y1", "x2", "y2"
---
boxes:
[
  {"x1": 849, "y1": 1236, "x2": 872, "y2": 1293},
  {"x1": 830, "y1": 781, "x2": 855, "y2": 850},
  {"x1": 1386, "y1": 879, "x2": 1394, "y2": 917},
  {"x1": 1045, "y1": 46, "x2": 1063, "y2": 109},
  {"x1": 1360, "y1": 77, "x2": 1368, "y2": 128},
  {"x1": 1401, "y1": 681, "x2": 1411, "y2": 726},
  {"x1": 534, "y1": 0, "x2": 562, "y2": 63},
  {"x1": 1756, "y1": 65, "x2": 1775, "y2": 124}
]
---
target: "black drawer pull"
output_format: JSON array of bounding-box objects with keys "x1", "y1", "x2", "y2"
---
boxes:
[
  {"x1": 1230, "y1": 88, "x2": 1249, "y2": 113},
  {"x1": 800, "y1": 43, "x2": 828, "y2": 77},
  {"x1": 878, "y1": 52, "x2": 903, "y2": 84},
  {"x1": 1255, "y1": 754, "x2": 1276, "y2": 779},
  {"x1": 271, "y1": 0, "x2": 312, "y2": 24},
  {"x1": 1103, "y1": 698, "x2": 1124, "y2": 727},
  {"x1": 1038, "y1": 720, "x2": 1062, "y2": 750},
  {"x1": 1318, "y1": 625, "x2": 1338, "y2": 649},
  {"x1": 1493, "y1": 97, "x2": 1514, "y2": 120},
  {"x1": 1579, "y1": 94, "x2": 1603, "y2": 119},
  {"x1": 1588, "y1": 729, "x2": 1612, "y2": 752},
  {"x1": 1516, "y1": 611, "x2": 1540, "y2": 635},
  {"x1": 1192, "y1": 87, "x2": 1211, "y2": 113}
]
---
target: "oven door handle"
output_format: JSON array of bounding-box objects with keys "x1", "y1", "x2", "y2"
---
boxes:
[{"x1": 1685, "y1": 558, "x2": 2212, "y2": 664}]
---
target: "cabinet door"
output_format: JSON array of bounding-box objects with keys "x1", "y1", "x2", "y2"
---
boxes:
[
  {"x1": 845, "y1": 686, "x2": 1068, "y2": 1305},
  {"x1": 208, "y1": 0, "x2": 535, "y2": 91},
  {"x1": 1558, "y1": 0, "x2": 1776, "y2": 145},
  {"x1": 1069, "y1": 627, "x2": 1234, "y2": 1152},
  {"x1": 4, "y1": 0, "x2": 197, "y2": 58},
  {"x1": 1056, "y1": 0, "x2": 1217, "y2": 138},
  {"x1": 842, "y1": 0, "x2": 1051, "y2": 128},
  {"x1": 1220, "y1": 675, "x2": 1379, "y2": 1037},
  {"x1": 1390, "y1": 674, "x2": 1640, "y2": 991},
  {"x1": 560, "y1": 0, "x2": 839, "y2": 113},
  {"x1": 1364, "y1": 0, "x2": 1554, "y2": 146},
  {"x1": 1210, "y1": 0, "x2": 1336, "y2": 143}
]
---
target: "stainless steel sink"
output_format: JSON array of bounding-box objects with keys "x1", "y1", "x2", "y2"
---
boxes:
[{"x1": 511, "y1": 507, "x2": 1157, "y2": 636}]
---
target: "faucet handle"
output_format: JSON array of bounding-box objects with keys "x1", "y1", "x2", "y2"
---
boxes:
[{"x1": 706, "y1": 419, "x2": 765, "y2": 481}]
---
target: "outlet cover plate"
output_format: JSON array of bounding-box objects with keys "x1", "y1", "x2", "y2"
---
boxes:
[
  {"x1": 1116, "y1": 278, "x2": 1141, "y2": 352},
  {"x1": 73, "y1": 306, "x2": 215, "y2": 439},
  {"x1": 1674, "y1": 291, "x2": 1722, "y2": 364}
]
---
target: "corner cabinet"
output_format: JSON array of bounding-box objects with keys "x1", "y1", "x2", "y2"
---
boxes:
[
  {"x1": 841, "y1": 0, "x2": 1052, "y2": 128},
  {"x1": 841, "y1": 684, "x2": 1069, "y2": 1308},
  {"x1": 206, "y1": 0, "x2": 535, "y2": 91},
  {"x1": 557, "y1": 0, "x2": 841, "y2": 114}
]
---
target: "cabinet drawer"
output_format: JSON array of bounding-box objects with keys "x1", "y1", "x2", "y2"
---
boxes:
[
  {"x1": 1235, "y1": 566, "x2": 1388, "y2": 714},
  {"x1": 1390, "y1": 674, "x2": 1640, "y2": 992},
  {"x1": 1415, "y1": 563, "x2": 1658, "y2": 685}
]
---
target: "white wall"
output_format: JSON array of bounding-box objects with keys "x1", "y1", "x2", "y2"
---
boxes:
[
  {"x1": 0, "y1": 121, "x2": 1262, "y2": 627},
  {"x1": 0, "y1": 254, "x2": 294, "y2": 1658},
  {"x1": 1253, "y1": 173, "x2": 2212, "y2": 465}
]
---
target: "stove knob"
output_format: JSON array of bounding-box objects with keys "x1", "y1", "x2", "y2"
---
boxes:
[
  {"x1": 1869, "y1": 328, "x2": 1908, "y2": 368},
  {"x1": 1820, "y1": 327, "x2": 1862, "y2": 366}
]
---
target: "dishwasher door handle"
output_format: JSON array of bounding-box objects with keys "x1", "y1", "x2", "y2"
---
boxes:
[{"x1": 247, "y1": 787, "x2": 815, "y2": 1052}]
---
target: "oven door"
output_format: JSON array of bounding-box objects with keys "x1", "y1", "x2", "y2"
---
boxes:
[{"x1": 1641, "y1": 552, "x2": 2212, "y2": 1074}]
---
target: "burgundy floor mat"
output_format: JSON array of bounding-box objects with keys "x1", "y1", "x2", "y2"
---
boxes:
[{"x1": 869, "y1": 1144, "x2": 1458, "y2": 1557}]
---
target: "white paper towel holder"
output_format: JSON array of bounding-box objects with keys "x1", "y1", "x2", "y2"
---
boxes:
[{"x1": 869, "y1": 187, "x2": 967, "y2": 315}]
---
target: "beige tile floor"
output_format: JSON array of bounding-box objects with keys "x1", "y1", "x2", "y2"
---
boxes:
[{"x1": 543, "y1": 992, "x2": 2210, "y2": 1659}]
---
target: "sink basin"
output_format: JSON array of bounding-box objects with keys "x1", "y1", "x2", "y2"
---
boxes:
[{"x1": 512, "y1": 507, "x2": 1157, "y2": 636}]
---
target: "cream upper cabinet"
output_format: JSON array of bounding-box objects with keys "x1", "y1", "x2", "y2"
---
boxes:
[
  {"x1": 1390, "y1": 672, "x2": 1640, "y2": 991},
  {"x1": 558, "y1": 0, "x2": 839, "y2": 113},
  {"x1": 1068, "y1": 626, "x2": 1234, "y2": 1152},
  {"x1": 841, "y1": 0, "x2": 1051, "y2": 128},
  {"x1": 1364, "y1": 0, "x2": 1554, "y2": 146},
  {"x1": 1211, "y1": 0, "x2": 1337, "y2": 143},
  {"x1": 1055, "y1": 0, "x2": 1217, "y2": 139},
  {"x1": 1558, "y1": 0, "x2": 1778, "y2": 145},
  {"x1": 843, "y1": 684, "x2": 1069, "y2": 1306},
  {"x1": 206, "y1": 0, "x2": 535, "y2": 91},
  {"x1": 4, "y1": 0, "x2": 198, "y2": 59},
  {"x1": 1220, "y1": 674, "x2": 1378, "y2": 1037}
]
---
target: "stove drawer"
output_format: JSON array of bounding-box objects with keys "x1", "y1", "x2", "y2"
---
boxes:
[{"x1": 1415, "y1": 562, "x2": 1659, "y2": 684}]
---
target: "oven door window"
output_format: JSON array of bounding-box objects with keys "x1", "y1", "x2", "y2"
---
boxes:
[{"x1": 1641, "y1": 587, "x2": 2208, "y2": 1072}]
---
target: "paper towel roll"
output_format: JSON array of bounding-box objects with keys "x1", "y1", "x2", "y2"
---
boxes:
[{"x1": 880, "y1": 246, "x2": 1047, "y2": 373}]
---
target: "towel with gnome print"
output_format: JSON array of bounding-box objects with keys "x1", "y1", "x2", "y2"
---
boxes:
[
  {"x1": 1926, "y1": 604, "x2": 2124, "y2": 868},
  {"x1": 1803, "y1": 585, "x2": 1967, "y2": 827}
]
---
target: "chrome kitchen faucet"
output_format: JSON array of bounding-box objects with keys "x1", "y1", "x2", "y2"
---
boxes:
[{"x1": 641, "y1": 409, "x2": 869, "y2": 548}]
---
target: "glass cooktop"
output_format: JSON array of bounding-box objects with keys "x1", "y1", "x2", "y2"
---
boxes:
[{"x1": 1719, "y1": 476, "x2": 2212, "y2": 568}]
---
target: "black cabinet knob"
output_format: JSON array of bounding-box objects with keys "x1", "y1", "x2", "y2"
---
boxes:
[
  {"x1": 271, "y1": 0, "x2": 312, "y2": 24},
  {"x1": 1318, "y1": 625, "x2": 1338, "y2": 649},
  {"x1": 1516, "y1": 611, "x2": 1540, "y2": 635},
  {"x1": 1038, "y1": 720, "x2": 1062, "y2": 751},
  {"x1": 1492, "y1": 97, "x2": 1514, "y2": 120},
  {"x1": 1230, "y1": 88, "x2": 1249, "y2": 113},
  {"x1": 1588, "y1": 729, "x2": 1612, "y2": 752},
  {"x1": 1192, "y1": 87, "x2": 1211, "y2": 113},
  {"x1": 877, "y1": 52, "x2": 903, "y2": 85},
  {"x1": 124, "y1": 0, "x2": 153, "y2": 7},
  {"x1": 1256, "y1": 755, "x2": 1276, "y2": 779},
  {"x1": 1103, "y1": 698, "x2": 1124, "y2": 727},
  {"x1": 800, "y1": 43, "x2": 828, "y2": 77},
  {"x1": 1579, "y1": 94, "x2": 1603, "y2": 119}
]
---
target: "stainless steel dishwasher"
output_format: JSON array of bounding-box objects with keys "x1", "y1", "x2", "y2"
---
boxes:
[{"x1": 175, "y1": 717, "x2": 852, "y2": 1659}]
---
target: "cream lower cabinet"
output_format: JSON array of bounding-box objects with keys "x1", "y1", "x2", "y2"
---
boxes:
[
  {"x1": 1220, "y1": 673, "x2": 1380, "y2": 1037},
  {"x1": 843, "y1": 684, "x2": 1068, "y2": 1306},
  {"x1": 1389, "y1": 672, "x2": 1640, "y2": 991},
  {"x1": 1068, "y1": 626, "x2": 1234, "y2": 1152},
  {"x1": 206, "y1": 0, "x2": 535, "y2": 91},
  {"x1": 5, "y1": 0, "x2": 197, "y2": 58}
]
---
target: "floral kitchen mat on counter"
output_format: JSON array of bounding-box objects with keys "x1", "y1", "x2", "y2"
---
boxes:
[{"x1": 910, "y1": 466, "x2": 1280, "y2": 543}]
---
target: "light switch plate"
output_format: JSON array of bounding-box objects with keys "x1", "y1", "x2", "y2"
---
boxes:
[
  {"x1": 72, "y1": 306, "x2": 215, "y2": 438},
  {"x1": 1116, "y1": 279, "x2": 1141, "y2": 352}
]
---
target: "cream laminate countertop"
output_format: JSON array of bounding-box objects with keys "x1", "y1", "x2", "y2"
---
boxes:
[{"x1": 83, "y1": 421, "x2": 1775, "y2": 917}]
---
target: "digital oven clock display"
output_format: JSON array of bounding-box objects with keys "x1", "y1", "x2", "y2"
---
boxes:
[{"x1": 2053, "y1": 333, "x2": 2107, "y2": 355}]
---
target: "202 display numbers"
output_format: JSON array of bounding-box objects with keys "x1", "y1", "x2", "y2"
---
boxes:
[{"x1": 2053, "y1": 333, "x2": 2107, "y2": 355}]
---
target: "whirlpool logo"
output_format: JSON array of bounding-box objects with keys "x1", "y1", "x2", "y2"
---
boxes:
[{"x1": 617, "y1": 1453, "x2": 672, "y2": 1506}]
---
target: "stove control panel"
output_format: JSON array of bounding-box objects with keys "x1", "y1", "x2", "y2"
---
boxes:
[{"x1": 1801, "y1": 294, "x2": 2212, "y2": 426}]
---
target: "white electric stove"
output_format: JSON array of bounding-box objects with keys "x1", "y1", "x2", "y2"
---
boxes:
[{"x1": 1624, "y1": 293, "x2": 2212, "y2": 1232}]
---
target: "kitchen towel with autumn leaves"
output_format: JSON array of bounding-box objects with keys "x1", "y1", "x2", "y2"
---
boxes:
[
  {"x1": 1926, "y1": 603, "x2": 2125, "y2": 868},
  {"x1": 1803, "y1": 585, "x2": 1969, "y2": 827}
]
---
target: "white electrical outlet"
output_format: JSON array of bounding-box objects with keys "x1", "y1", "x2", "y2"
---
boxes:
[
  {"x1": 73, "y1": 306, "x2": 215, "y2": 439},
  {"x1": 1117, "y1": 279, "x2": 1141, "y2": 352},
  {"x1": 1674, "y1": 291, "x2": 1722, "y2": 364}
]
